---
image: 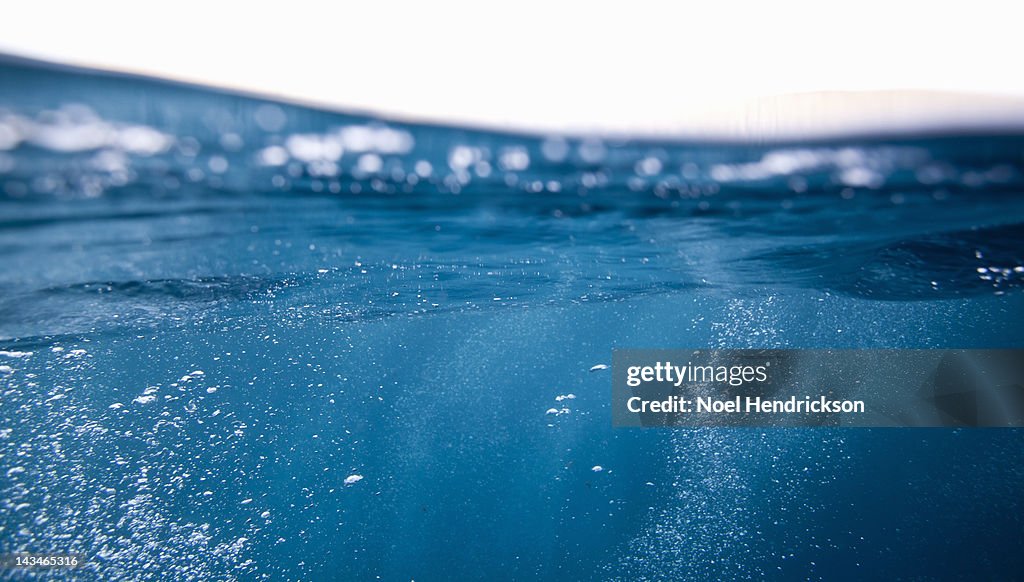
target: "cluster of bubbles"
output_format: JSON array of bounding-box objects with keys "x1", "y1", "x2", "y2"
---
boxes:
[
  {"x1": 974, "y1": 254, "x2": 1024, "y2": 295},
  {"x1": 0, "y1": 347, "x2": 265, "y2": 579}
]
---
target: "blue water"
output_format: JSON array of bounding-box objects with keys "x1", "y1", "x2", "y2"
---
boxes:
[{"x1": 1, "y1": 56, "x2": 1023, "y2": 580}]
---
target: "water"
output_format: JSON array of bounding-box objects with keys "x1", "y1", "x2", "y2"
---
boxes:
[{"x1": 1, "y1": 56, "x2": 1023, "y2": 580}]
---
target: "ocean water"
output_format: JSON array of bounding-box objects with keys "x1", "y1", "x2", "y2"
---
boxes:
[{"x1": 1, "y1": 56, "x2": 1023, "y2": 580}]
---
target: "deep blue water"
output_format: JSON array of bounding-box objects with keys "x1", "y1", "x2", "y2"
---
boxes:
[{"x1": 1, "y1": 56, "x2": 1023, "y2": 580}]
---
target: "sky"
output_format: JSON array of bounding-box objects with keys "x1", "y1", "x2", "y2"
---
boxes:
[{"x1": 3, "y1": 0, "x2": 1024, "y2": 136}]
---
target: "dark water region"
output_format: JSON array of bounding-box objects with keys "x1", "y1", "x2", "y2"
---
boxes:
[{"x1": 0, "y1": 55, "x2": 1022, "y2": 580}]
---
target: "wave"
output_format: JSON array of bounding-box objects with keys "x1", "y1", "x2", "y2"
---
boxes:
[
  {"x1": 0, "y1": 57, "x2": 1023, "y2": 341},
  {"x1": 749, "y1": 222, "x2": 1024, "y2": 299}
]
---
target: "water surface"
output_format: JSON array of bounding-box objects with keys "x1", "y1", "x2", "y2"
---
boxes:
[{"x1": 1, "y1": 57, "x2": 1023, "y2": 580}]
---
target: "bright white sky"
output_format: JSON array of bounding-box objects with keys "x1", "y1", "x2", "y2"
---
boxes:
[{"x1": 3, "y1": 0, "x2": 1024, "y2": 136}]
